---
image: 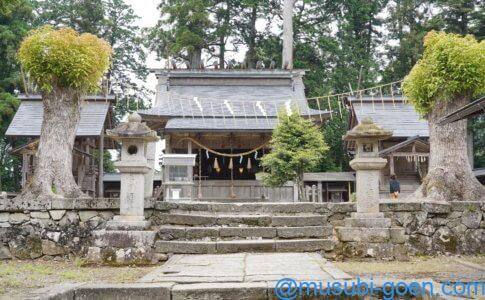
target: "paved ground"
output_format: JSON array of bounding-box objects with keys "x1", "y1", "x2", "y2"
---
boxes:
[{"x1": 139, "y1": 252, "x2": 352, "y2": 284}]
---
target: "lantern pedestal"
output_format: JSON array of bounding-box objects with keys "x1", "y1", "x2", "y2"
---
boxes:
[
  {"x1": 88, "y1": 113, "x2": 161, "y2": 265},
  {"x1": 335, "y1": 118, "x2": 407, "y2": 259}
]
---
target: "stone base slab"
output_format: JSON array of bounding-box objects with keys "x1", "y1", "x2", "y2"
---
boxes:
[
  {"x1": 344, "y1": 217, "x2": 391, "y2": 228},
  {"x1": 335, "y1": 227, "x2": 390, "y2": 243},
  {"x1": 351, "y1": 212, "x2": 384, "y2": 218},
  {"x1": 106, "y1": 219, "x2": 151, "y2": 230},
  {"x1": 92, "y1": 230, "x2": 156, "y2": 248}
]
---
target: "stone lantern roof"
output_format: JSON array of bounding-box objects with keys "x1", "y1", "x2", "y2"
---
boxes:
[
  {"x1": 343, "y1": 117, "x2": 392, "y2": 141},
  {"x1": 106, "y1": 112, "x2": 159, "y2": 142}
]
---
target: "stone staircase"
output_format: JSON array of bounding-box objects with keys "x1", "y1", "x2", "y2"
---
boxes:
[{"x1": 153, "y1": 201, "x2": 335, "y2": 255}]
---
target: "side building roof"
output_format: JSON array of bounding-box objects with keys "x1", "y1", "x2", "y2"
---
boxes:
[
  {"x1": 6, "y1": 96, "x2": 113, "y2": 137},
  {"x1": 346, "y1": 96, "x2": 429, "y2": 138}
]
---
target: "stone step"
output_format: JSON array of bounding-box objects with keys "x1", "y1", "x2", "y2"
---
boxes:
[
  {"x1": 344, "y1": 217, "x2": 391, "y2": 228},
  {"x1": 157, "y1": 225, "x2": 333, "y2": 241},
  {"x1": 335, "y1": 227, "x2": 391, "y2": 243},
  {"x1": 158, "y1": 213, "x2": 326, "y2": 227},
  {"x1": 154, "y1": 239, "x2": 335, "y2": 254},
  {"x1": 156, "y1": 201, "x2": 355, "y2": 215}
]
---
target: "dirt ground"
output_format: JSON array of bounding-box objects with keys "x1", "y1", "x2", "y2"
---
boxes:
[
  {"x1": 0, "y1": 259, "x2": 159, "y2": 298},
  {"x1": 1, "y1": 255, "x2": 484, "y2": 298},
  {"x1": 335, "y1": 255, "x2": 485, "y2": 281}
]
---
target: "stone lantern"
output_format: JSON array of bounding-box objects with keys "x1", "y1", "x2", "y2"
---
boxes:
[
  {"x1": 343, "y1": 117, "x2": 392, "y2": 215},
  {"x1": 106, "y1": 113, "x2": 159, "y2": 230}
]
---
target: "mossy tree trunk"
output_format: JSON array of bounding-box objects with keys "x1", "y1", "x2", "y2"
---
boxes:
[
  {"x1": 19, "y1": 85, "x2": 85, "y2": 199},
  {"x1": 413, "y1": 95, "x2": 485, "y2": 201}
]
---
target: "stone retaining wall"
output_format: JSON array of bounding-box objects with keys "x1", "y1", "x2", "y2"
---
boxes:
[
  {"x1": 0, "y1": 197, "x2": 155, "y2": 260},
  {"x1": 0, "y1": 197, "x2": 483, "y2": 260},
  {"x1": 381, "y1": 201, "x2": 484, "y2": 255}
]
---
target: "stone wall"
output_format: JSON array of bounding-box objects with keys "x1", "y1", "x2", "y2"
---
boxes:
[
  {"x1": 0, "y1": 197, "x2": 483, "y2": 260},
  {"x1": 380, "y1": 201, "x2": 484, "y2": 255},
  {"x1": 0, "y1": 197, "x2": 154, "y2": 260}
]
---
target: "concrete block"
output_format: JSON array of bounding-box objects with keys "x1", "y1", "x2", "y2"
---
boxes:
[
  {"x1": 351, "y1": 212, "x2": 384, "y2": 218},
  {"x1": 171, "y1": 282, "x2": 268, "y2": 300},
  {"x1": 275, "y1": 239, "x2": 335, "y2": 252},
  {"x1": 379, "y1": 201, "x2": 422, "y2": 212},
  {"x1": 93, "y1": 230, "x2": 156, "y2": 248},
  {"x1": 271, "y1": 215, "x2": 325, "y2": 227},
  {"x1": 216, "y1": 240, "x2": 275, "y2": 253},
  {"x1": 329, "y1": 202, "x2": 356, "y2": 213},
  {"x1": 76, "y1": 283, "x2": 173, "y2": 300},
  {"x1": 159, "y1": 213, "x2": 216, "y2": 226},
  {"x1": 219, "y1": 227, "x2": 276, "y2": 238},
  {"x1": 185, "y1": 227, "x2": 219, "y2": 239},
  {"x1": 276, "y1": 226, "x2": 332, "y2": 238},
  {"x1": 157, "y1": 226, "x2": 186, "y2": 240},
  {"x1": 344, "y1": 217, "x2": 391, "y2": 228},
  {"x1": 216, "y1": 215, "x2": 271, "y2": 227},
  {"x1": 336, "y1": 227, "x2": 390, "y2": 243},
  {"x1": 155, "y1": 241, "x2": 216, "y2": 254}
]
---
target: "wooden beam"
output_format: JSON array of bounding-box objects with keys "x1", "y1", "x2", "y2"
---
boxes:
[
  {"x1": 391, "y1": 152, "x2": 429, "y2": 157},
  {"x1": 98, "y1": 131, "x2": 104, "y2": 197}
]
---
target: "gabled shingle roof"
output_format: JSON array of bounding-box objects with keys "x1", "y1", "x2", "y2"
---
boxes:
[
  {"x1": 6, "y1": 100, "x2": 110, "y2": 137},
  {"x1": 138, "y1": 69, "x2": 330, "y2": 129},
  {"x1": 347, "y1": 96, "x2": 429, "y2": 138}
]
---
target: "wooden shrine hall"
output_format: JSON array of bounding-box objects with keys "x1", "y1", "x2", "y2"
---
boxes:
[
  {"x1": 344, "y1": 95, "x2": 430, "y2": 198},
  {"x1": 6, "y1": 94, "x2": 115, "y2": 197},
  {"x1": 139, "y1": 69, "x2": 331, "y2": 201}
]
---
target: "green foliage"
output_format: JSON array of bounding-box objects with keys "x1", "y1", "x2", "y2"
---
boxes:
[
  {"x1": 402, "y1": 31, "x2": 485, "y2": 116},
  {"x1": 0, "y1": 93, "x2": 21, "y2": 191},
  {"x1": 471, "y1": 116, "x2": 485, "y2": 168},
  {"x1": 147, "y1": 0, "x2": 212, "y2": 65},
  {"x1": 33, "y1": 0, "x2": 150, "y2": 115},
  {"x1": 18, "y1": 26, "x2": 112, "y2": 93},
  {"x1": 260, "y1": 112, "x2": 328, "y2": 187},
  {"x1": 93, "y1": 150, "x2": 116, "y2": 173}
]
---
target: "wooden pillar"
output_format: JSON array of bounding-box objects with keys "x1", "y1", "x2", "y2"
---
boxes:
[
  {"x1": 389, "y1": 154, "x2": 395, "y2": 176},
  {"x1": 325, "y1": 182, "x2": 329, "y2": 202},
  {"x1": 164, "y1": 135, "x2": 171, "y2": 201},
  {"x1": 98, "y1": 132, "x2": 104, "y2": 197},
  {"x1": 317, "y1": 181, "x2": 322, "y2": 203},
  {"x1": 21, "y1": 153, "x2": 28, "y2": 188},
  {"x1": 187, "y1": 139, "x2": 193, "y2": 201}
]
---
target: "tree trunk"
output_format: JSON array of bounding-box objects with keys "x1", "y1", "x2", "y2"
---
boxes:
[
  {"x1": 245, "y1": 6, "x2": 257, "y2": 68},
  {"x1": 281, "y1": 0, "x2": 295, "y2": 69},
  {"x1": 18, "y1": 85, "x2": 86, "y2": 200},
  {"x1": 412, "y1": 95, "x2": 485, "y2": 202},
  {"x1": 189, "y1": 48, "x2": 202, "y2": 68}
]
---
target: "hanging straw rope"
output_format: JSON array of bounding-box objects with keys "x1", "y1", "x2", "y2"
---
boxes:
[{"x1": 179, "y1": 137, "x2": 269, "y2": 157}]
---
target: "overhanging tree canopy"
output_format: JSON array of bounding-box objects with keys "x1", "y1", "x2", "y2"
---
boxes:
[
  {"x1": 403, "y1": 31, "x2": 485, "y2": 201},
  {"x1": 17, "y1": 26, "x2": 111, "y2": 199}
]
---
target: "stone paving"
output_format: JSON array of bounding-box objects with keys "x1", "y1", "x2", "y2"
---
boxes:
[{"x1": 139, "y1": 252, "x2": 352, "y2": 284}]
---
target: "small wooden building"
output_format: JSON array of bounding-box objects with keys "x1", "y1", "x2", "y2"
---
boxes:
[
  {"x1": 6, "y1": 94, "x2": 115, "y2": 197},
  {"x1": 139, "y1": 69, "x2": 330, "y2": 201},
  {"x1": 344, "y1": 95, "x2": 430, "y2": 198},
  {"x1": 302, "y1": 172, "x2": 355, "y2": 202}
]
